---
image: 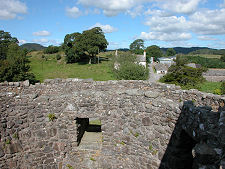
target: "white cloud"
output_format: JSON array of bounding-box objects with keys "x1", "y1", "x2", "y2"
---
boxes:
[
  {"x1": 89, "y1": 23, "x2": 118, "y2": 33},
  {"x1": 159, "y1": 0, "x2": 201, "y2": 14},
  {"x1": 145, "y1": 15, "x2": 188, "y2": 33},
  {"x1": 140, "y1": 32, "x2": 192, "y2": 41},
  {"x1": 77, "y1": 0, "x2": 202, "y2": 17},
  {"x1": 66, "y1": 6, "x2": 82, "y2": 18},
  {"x1": 33, "y1": 30, "x2": 51, "y2": 36},
  {"x1": 126, "y1": 5, "x2": 144, "y2": 18},
  {"x1": 0, "y1": 0, "x2": 27, "y2": 20},
  {"x1": 189, "y1": 9, "x2": 225, "y2": 35},
  {"x1": 141, "y1": 7, "x2": 225, "y2": 42},
  {"x1": 32, "y1": 38, "x2": 49, "y2": 44},
  {"x1": 197, "y1": 36, "x2": 217, "y2": 41},
  {"x1": 19, "y1": 39, "x2": 27, "y2": 44}
]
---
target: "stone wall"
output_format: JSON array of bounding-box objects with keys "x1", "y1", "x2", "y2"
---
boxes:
[
  {"x1": 203, "y1": 69, "x2": 225, "y2": 82},
  {"x1": 0, "y1": 79, "x2": 224, "y2": 169}
]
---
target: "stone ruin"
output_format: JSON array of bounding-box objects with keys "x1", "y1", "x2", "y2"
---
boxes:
[{"x1": 0, "y1": 79, "x2": 224, "y2": 169}]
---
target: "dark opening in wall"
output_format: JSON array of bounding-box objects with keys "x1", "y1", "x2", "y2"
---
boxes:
[
  {"x1": 75, "y1": 117, "x2": 101, "y2": 146},
  {"x1": 172, "y1": 130, "x2": 197, "y2": 169}
]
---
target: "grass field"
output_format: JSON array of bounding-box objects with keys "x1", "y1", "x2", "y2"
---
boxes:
[
  {"x1": 198, "y1": 81, "x2": 222, "y2": 94},
  {"x1": 189, "y1": 54, "x2": 221, "y2": 59},
  {"x1": 28, "y1": 51, "x2": 116, "y2": 82}
]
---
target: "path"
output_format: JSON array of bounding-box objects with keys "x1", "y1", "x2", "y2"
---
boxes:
[{"x1": 148, "y1": 63, "x2": 164, "y2": 83}]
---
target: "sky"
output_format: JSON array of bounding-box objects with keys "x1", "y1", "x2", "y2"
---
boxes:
[{"x1": 1, "y1": 0, "x2": 225, "y2": 49}]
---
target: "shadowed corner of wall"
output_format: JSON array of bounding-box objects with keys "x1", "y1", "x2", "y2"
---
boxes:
[{"x1": 159, "y1": 100, "x2": 225, "y2": 169}]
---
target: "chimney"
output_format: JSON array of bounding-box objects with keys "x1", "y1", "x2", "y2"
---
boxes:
[{"x1": 144, "y1": 50, "x2": 146, "y2": 58}]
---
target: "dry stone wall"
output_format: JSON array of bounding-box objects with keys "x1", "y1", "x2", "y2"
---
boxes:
[{"x1": 0, "y1": 79, "x2": 224, "y2": 169}]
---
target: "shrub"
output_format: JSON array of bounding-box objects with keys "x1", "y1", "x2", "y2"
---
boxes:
[
  {"x1": 44, "y1": 45, "x2": 59, "y2": 54},
  {"x1": 5, "y1": 139, "x2": 11, "y2": 144},
  {"x1": 113, "y1": 53, "x2": 149, "y2": 80},
  {"x1": 66, "y1": 164, "x2": 74, "y2": 169},
  {"x1": 214, "y1": 89, "x2": 222, "y2": 95},
  {"x1": 160, "y1": 64, "x2": 206, "y2": 89},
  {"x1": 115, "y1": 62, "x2": 149, "y2": 80},
  {"x1": 48, "y1": 113, "x2": 56, "y2": 121},
  {"x1": 221, "y1": 81, "x2": 225, "y2": 95},
  {"x1": 56, "y1": 54, "x2": 61, "y2": 60},
  {"x1": 221, "y1": 54, "x2": 225, "y2": 62}
]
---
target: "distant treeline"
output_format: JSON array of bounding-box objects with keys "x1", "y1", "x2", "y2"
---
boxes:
[
  {"x1": 183, "y1": 55, "x2": 225, "y2": 68},
  {"x1": 20, "y1": 42, "x2": 225, "y2": 56},
  {"x1": 161, "y1": 47, "x2": 225, "y2": 55}
]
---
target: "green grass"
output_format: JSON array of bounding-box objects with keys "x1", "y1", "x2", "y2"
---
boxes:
[
  {"x1": 199, "y1": 81, "x2": 222, "y2": 94},
  {"x1": 190, "y1": 54, "x2": 221, "y2": 59},
  {"x1": 28, "y1": 51, "x2": 116, "y2": 82},
  {"x1": 89, "y1": 119, "x2": 101, "y2": 125}
]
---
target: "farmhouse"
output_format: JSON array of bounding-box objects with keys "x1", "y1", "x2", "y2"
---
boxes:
[
  {"x1": 158, "y1": 56, "x2": 176, "y2": 66},
  {"x1": 136, "y1": 50, "x2": 147, "y2": 68}
]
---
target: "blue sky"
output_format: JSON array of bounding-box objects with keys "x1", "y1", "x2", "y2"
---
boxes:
[{"x1": 1, "y1": 0, "x2": 225, "y2": 49}]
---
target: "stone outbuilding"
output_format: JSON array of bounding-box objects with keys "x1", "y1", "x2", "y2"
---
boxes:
[{"x1": 154, "y1": 63, "x2": 169, "y2": 74}]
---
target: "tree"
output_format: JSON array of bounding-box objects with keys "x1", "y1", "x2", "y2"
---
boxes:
[
  {"x1": 80, "y1": 27, "x2": 108, "y2": 64},
  {"x1": 44, "y1": 45, "x2": 59, "y2": 54},
  {"x1": 146, "y1": 45, "x2": 163, "y2": 61},
  {"x1": 221, "y1": 54, "x2": 225, "y2": 62},
  {"x1": 0, "y1": 30, "x2": 18, "y2": 60},
  {"x1": 166, "y1": 48, "x2": 176, "y2": 56},
  {"x1": 63, "y1": 32, "x2": 82, "y2": 63},
  {"x1": 63, "y1": 27, "x2": 108, "y2": 64},
  {"x1": 159, "y1": 55, "x2": 207, "y2": 89},
  {"x1": 129, "y1": 39, "x2": 144, "y2": 54},
  {"x1": 0, "y1": 30, "x2": 38, "y2": 84}
]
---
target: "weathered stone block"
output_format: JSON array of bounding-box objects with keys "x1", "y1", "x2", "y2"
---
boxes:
[
  {"x1": 36, "y1": 129, "x2": 47, "y2": 138},
  {"x1": 142, "y1": 117, "x2": 152, "y2": 126}
]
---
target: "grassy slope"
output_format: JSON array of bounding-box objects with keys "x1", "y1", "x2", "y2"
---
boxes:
[
  {"x1": 199, "y1": 81, "x2": 222, "y2": 94},
  {"x1": 189, "y1": 54, "x2": 221, "y2": 59},
  {"x1": 29, "y1": 51, "x2": 116, "y2": 82}
]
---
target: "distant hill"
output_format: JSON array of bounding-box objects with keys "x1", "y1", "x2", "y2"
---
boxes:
[
  {"x1": 20, "y1": 43, "x2": 46, "y2": 51},
  {"x1": 160, "y1": 47, "x2": 211, "y2": 54}
]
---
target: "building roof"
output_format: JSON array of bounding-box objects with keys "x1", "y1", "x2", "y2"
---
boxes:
[
  {"x1": 154, "y1": 63, "x2": 168, "y2": 71},
  {"x1": 158, "y1": 57, "x2": 174, "y2": 61},
  {"x1": 136, "y1": 55, "x2": 146, "y2": 62},
  {"x1": 186, "y1": 63, "x2": 201, "y2": 68}
]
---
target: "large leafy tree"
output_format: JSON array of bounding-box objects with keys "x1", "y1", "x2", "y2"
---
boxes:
[
  {"x1": 63, "y1": 27, "x2": 108, "y2": 64},
  {"x1": 146, "y1": 45, "x2": 163, "y2": 61},
  {"x1": 129, "y1": 39, "x2": 144, "y2": 54},
  {"x1": 0, "y1": 30, "x2": 37, "y2": 83}
]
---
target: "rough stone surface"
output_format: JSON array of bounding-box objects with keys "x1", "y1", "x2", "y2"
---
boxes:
[{"x1": 0, "y1": 79, "x2": 224, "y2": 169}]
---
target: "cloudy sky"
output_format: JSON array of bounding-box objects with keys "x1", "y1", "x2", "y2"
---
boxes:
[{"x1": 1, "y1": 0, "x2": 225, "y2": 49}]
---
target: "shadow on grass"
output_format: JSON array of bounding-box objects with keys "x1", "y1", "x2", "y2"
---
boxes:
[{"x1": 77, "y1": 57, "x2": 110, "y2": 65}]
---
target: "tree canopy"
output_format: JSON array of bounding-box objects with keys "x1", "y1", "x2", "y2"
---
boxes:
[
  {"x1": 129, "y1": 39, "x2": 144, "y2": 54},
  {"x1": 0, "y1": 30, "x2": 37, "y2": 83},
  {"x1": 63, "y1": 27, "x2": 108, "y2": 64},
  {"x1": 166, "y1": 48, "x2": 176, "y2": 56},
  {"x1": 160, "y1": 55, "x2": 207, "y2": 89},
  {"x1": 146, "y1": 45, "x2": 163, "y2": 61},
  {"x1": 44, "y1": 45, "x2": 59, "y2": 54},
  {"x1": 0, "y1": 30, "x2": 18, "y2": 60}
]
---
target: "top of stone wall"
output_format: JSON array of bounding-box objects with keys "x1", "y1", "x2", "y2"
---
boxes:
[{"x1": 0, "y1": 78, "x2": 224, "y2": 102}]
